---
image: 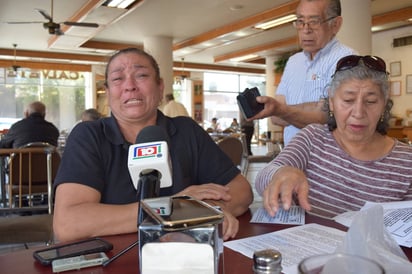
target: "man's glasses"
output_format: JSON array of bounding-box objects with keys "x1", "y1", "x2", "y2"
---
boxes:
[
  {"x1": 334, "y1": 55, "x2": 388, "y2": 75},
  {"x1": 293, "y1": 16, "x2": 337, "y2": 30}
]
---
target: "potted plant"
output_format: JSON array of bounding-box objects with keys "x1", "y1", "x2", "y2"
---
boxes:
[
  {"x1": 274, "y1": 55, "x2": 289, "y2": 74},
  {"x1": 273, "y1": 52, "x2": 295, "y2": 85}
]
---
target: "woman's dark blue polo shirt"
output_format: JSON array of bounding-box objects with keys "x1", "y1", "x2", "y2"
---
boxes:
[{"x1": 54, "y1": 111, "x2": 239, "y2": 204}]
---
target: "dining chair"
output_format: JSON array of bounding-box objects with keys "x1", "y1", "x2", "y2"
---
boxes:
[
  {"x1": 217, "y1": 136, "x2": 243, "y2": 169},
  {"x1": 0, "y1": 144, "x2": 59, "y2": 245},
  {"x1": 2, "y1": 144, "x2": 61, "y2": 214},
  {"x1": 240, "y1": 133, "x2": 282, "y2": 175}
]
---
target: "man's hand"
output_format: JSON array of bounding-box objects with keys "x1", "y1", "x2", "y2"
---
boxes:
[
  {"x1": 249, "y1": 96, "x2": 286, "y2": 120},
  {"x1": 249, "y1": 96, "x2": 327, "y2": 129}
]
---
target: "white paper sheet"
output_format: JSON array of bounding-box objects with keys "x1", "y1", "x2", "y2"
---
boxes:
[
  {"x1": 224, "y1": 223, "x2": 345, "y2": 274},
  {"x1": 334, "y1": 201, "x2": 412, "y2": 248},
  {"x1": 142, "y1": 242, "x2": 214, "y2": 274},
  {"x1": 250, "y1": 206, "x2": 305, "y2": 225}
]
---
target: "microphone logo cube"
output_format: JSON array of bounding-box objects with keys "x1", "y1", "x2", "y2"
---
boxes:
[
  {"x1": 128, "y1": 141, "x2": 173, "y2": 189},
  {"x1": 133, "y1": 143, "x2": 162, "y2": 159}
]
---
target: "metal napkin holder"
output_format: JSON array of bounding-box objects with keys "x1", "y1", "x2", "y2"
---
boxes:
[{"x1": 138, "y1": 196, "x2": 224, "y2": 274}]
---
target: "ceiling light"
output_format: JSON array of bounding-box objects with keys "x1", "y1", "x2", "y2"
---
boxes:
[
  {"x1": 230, "y1": 5, "x2": 244, "y2": 11},
  {"x1": 230, "y1": 54, "x2": 258, "y2": 62},
  {"x1": 254, "y1": 14, "x2": 297, "y2": 30},
  {"x1": 103, "y1": 0, "x2": 138, "y2": 9}
]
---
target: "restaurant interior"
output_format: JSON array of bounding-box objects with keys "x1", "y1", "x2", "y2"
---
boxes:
[{"x1": 0, "y1": 0, "x2": 412, "y2": 266}]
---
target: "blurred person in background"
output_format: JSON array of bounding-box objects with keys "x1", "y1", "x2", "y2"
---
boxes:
[
  {"x1": 0, "y1": 101, "x2": 59, "y2": 148},
  {"x1": 81, "y1": 108, "x2": 102, "y2": 122},
  {"x1": 162, "y1": 93, "x2": 189, "y2": 118}
]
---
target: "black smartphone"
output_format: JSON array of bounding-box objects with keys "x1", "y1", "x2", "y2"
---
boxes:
[
  {"x1": 237, "y1": 87, "x2": 264, "y2": 119},
  {"x1": 33, "y1": 237, "x2": 113, "y2": 266}
]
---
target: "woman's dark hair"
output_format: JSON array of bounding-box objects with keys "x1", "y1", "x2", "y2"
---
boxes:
[
  {"x1": 104, "y1": 47, "x2": 161, "y2": 87},
  {"x1": 325, "y1": 59, "x2": 392, "y2": 135}
]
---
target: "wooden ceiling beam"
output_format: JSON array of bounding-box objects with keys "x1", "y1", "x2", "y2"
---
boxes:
[
  {"x1": 214, "y1": 36, "x2": 298, "y2": 63},
  {"x1": 372, "y1": 6, "x2": 412, "y2": 26},
  {"x1": 172, "y1": 61, "x2": 264, "y2": 74},
  {"x1": 0, "y1": 48, "x2": 263, "y2": 74},
  {"x1": 0, "y1": 48, "x2": 106, "y2": 62},
  {"x1": 172, "y1": 0, "x2": 299, "y2": 50},
  {"x1": 80, "y1": 40, "x2": 142, "y2": 51},
  {"x1": 0, "y1": 60, "x2": 91, "y2": 72}
]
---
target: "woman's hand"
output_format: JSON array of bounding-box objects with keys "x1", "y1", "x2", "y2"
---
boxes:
[
  {"x1": 220, "y1": 210, "x2": 239, "y2": 240},
  {"x1": 262, "y1": 166, "x2": 311, "y2": 217},
  {"x1": 176, "y1": 183, "x2": 240, "y2": 240},
  {"x1": 175, "y1": 183, "x2": 231, "y2": 202}
]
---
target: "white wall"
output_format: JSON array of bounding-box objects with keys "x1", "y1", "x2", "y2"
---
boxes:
[{"x1": 372, "y1": 26, "x2": 412, "y2": 124}]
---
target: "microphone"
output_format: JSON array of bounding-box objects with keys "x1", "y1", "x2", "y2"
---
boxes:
[
  {"x1": 128, "y1": 125, "x2": 173, "y2": 190},
  {"x1": 106, "y1": 126, "x2": 172, "y2": 267},
  {"x1": 128, "y1": 125, "x2": 173, "y2": 224}
]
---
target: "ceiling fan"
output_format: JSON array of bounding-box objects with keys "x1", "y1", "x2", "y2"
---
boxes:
[{"x1": 4, "y1": 0, "x2": 99, "y2": 35}]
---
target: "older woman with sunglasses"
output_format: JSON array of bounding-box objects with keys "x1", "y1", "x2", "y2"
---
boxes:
[{"x1": 252, "y1": 55, "x2": 412, "y2": 219}]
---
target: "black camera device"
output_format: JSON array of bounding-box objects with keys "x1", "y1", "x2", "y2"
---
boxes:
[{"x1": 237, "y1": 87, "x2": 264, "y2": 119}]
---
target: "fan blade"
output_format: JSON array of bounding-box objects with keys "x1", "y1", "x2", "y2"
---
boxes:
[
  {"x1": 35, "y1": 8, "x2": 52, "y2": 21},
  {"x1": 1, "y1": 21, "x2": 44, "y2": 24},
  {"x1": 63, "y1": 21, "x2": 99, "y2": 28}
]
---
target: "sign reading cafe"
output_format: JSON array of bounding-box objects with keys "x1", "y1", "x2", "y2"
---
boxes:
[{"x1": 6, "y1": 68, "x2": 84, "y2": 80}]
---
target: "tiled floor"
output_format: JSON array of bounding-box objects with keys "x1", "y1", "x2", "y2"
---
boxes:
[
  {"x1": 247, "y1": 144, "x2": 267, "y2": 210},
  {"x1": 0, "y1": 144, "x2": 270, "y2": 255}
]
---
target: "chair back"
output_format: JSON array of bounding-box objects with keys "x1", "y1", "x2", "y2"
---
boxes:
[
  {"x1": 0, "y1": 145, "x2": 60, "y2": 214},
  {"x1": 217, "y1": 136, "x2": 243, "y2": 167}
]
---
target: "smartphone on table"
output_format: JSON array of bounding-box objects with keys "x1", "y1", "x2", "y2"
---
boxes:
[{"x1": 33, "y1": 237, "x2": 113, "y2": 266}]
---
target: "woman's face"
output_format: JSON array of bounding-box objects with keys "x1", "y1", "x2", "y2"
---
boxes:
[
  {"x1": 329, "y1": 78, "x2": 386, "y2": 143},
  {"x1": 105, "y1": 52, "x2": 164, "y2": 125}
]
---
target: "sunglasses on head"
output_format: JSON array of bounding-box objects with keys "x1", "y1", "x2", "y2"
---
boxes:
[{"x1": 334, "y1": 55, "x2": 388, "y2": 75}]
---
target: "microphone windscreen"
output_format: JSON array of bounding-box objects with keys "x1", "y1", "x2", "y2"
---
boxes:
[{"x1": 135, "y1": 125, "x2": 169, "y2": 144}]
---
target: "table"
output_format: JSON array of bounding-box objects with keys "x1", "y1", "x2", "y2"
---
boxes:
[{"x1": 0, "y1": 210, "x2": 411, "y2": 274}]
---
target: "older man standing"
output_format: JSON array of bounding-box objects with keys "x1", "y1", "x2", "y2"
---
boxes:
[{"x1": 253, "y1": 0, "x2": 356, "y2": 145}]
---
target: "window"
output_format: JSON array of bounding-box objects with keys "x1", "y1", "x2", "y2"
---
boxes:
[
  {"x1": 0, "y1": 67, "x2": 91, "y2": 132},
  {"x1": 203, "y1": 72, "x2": 266, "y2": 136}
]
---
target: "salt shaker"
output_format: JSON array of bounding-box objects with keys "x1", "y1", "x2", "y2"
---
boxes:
[{"x1": 253, "y1": 249, "x2": 282, "y2": 274}]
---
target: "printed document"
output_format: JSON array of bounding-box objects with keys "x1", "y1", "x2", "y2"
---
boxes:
[
  {"x1": 224, "y1": 223, "x2": 345, "y2": 274},
  {"x1": 250, "y1": 206, "x2": 305, "y2": 225},
  {"x1": 334, "y1": 201, "x2": 412, "y2": 248}
]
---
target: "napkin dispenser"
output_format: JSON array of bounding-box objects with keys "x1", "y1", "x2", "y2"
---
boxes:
[{"x1": 139, "y1": 196, "x2": 225, "y2": 274}]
